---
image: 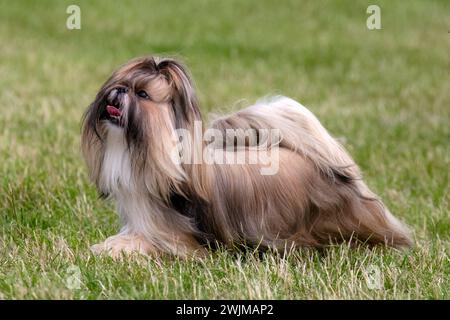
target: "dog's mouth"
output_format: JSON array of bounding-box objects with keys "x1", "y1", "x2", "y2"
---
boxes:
[
  {"x1": 101, "y1": 104, "x2": 124, "y2": 126},
  {"x1": 99, "y1": 87, "x2": 129, "y2": 127}
]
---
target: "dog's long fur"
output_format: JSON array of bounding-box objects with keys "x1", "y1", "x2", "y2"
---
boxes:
[{"x1": 82, "y1": 56, "x2": 412, "y2": 257}]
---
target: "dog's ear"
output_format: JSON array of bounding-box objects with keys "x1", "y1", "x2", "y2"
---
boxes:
[{"x1": 157, "y1": 58, "x2": 202, "y2": 126}]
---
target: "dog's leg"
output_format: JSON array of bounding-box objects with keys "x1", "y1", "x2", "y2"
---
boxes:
[
  {"x1": 91, "y1": 231, "x2": 208, "y2": 259},
  {"x1": 91, "y1": 232, "x2": 156, "y2": 258}
]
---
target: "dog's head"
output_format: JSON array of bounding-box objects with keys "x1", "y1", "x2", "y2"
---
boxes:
[
  {"x1": 81, "y1": 56, "x2": 201, "y2": 192},
  {"x1": 83, "y1": 56, "x2": 200, "y2": 147}
]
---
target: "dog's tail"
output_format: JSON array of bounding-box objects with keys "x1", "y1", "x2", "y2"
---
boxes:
[{"x1": 211, "y1": 96, "x2": 412, "y2": 248}]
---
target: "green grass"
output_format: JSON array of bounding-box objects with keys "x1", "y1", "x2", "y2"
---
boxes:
[{"x1": 0, "y1": 0, "x2": 449, "y2": 299}]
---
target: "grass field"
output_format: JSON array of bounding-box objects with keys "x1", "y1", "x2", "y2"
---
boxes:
[{"x1": 0, "y1": 0, "x2": 449, "y2": 299}]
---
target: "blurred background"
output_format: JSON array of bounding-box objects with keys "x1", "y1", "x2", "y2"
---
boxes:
[{"x1": 0, "y1": 0, "x2": 448, "y2": 299}]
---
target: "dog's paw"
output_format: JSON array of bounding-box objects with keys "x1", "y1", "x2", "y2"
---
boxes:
[{"x1": 91, "y1": 234, "x2": 154, "y2": 259}]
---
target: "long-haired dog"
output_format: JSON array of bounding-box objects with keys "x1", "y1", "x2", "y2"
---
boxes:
[{"x1": 81, "y1": 56, "x2": 412, "y2": 258}]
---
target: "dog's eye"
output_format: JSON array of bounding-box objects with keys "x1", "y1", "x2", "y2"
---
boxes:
[{"x1": 137, "y1": 90, "x2": 150, "y2": 99}]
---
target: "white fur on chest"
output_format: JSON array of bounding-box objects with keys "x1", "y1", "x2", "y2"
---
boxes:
[
  {"x1": 100, "y1": 126, "x2": 133, "y2": 193},
  {"x1": 99, "y1": 126, "x2": 173, "y2": 242}
]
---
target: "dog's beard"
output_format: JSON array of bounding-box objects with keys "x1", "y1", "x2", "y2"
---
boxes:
[
  {"x1": 82, "y1": 90, "x2": 147, "y2": 202},
  {"x1": 87, "y1": 86, "x2": 152, "y2": 157},
  {"x1": 82, "y1": 83, "x2": 190, "y2": 203}
]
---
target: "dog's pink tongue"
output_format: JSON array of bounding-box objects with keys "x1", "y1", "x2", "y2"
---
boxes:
[{"x1": 106, "y1": 105, "x2": 122, "y2": 117}]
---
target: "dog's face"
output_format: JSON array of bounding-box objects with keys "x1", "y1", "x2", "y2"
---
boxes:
[
  {"x1": 81, "y1": 56, "x2": 201, "y2": 190},
  {"x1": 83, "y1": 56, "x2": 200, "y2": 148},
  {"x1": 98, "y1": 66, "x2": 172, "y2": 129}
]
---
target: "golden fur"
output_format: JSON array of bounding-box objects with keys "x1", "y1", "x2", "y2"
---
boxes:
[{"x1": 81, "y1": 56, "x2": 412, "y2": 258}]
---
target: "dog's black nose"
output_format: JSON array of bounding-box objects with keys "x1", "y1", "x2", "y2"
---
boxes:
[{"x1": 117, "y1": 87, "x2": 128, "y2": 94}]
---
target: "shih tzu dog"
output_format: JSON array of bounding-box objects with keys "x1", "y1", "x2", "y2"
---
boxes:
[{"x1": 81, "y1": 56, "x2": 412, "y2": 258}]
